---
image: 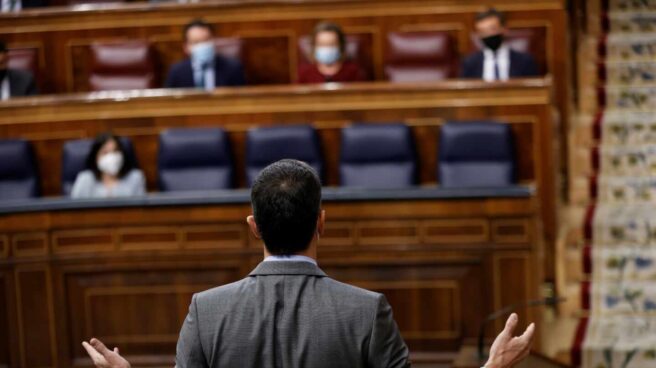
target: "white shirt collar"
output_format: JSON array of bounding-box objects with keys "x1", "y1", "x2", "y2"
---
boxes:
[
  {"x1": 1, "y1": 76, "x2": 9, "y2": 100},
  {"x1": 263, "y1": 255, "x2": 317, "y2": 266},
  {"x1": 482, "y1": 43, "x2": 510, "y2": 82}
]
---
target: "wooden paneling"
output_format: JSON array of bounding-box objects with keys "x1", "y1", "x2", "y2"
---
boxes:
[
  {"x1": 15, "y1": 267, "x2": 56, "y2": 367},
  {"x1": 65, "y1": 264, "x2": 242, "y2": 361},
  {"x1": 0, "y1": 273, "x2": 10, "y2": 368},
  {"x1": 0, "y1": 196, "x2": 540, "y2": 366}
]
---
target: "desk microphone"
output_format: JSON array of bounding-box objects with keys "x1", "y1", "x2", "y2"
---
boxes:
[{"x1": 477, "y1": 296, "x2": 566, "y2": 363}]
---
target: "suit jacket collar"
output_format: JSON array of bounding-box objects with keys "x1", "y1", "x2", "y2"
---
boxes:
[{"x1": 249, "y1": 260, "x2": 327, "y2": 277}]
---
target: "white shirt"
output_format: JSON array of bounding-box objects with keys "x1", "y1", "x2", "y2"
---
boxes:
[
  {"x1": 263, "y1": 255, "x2": 317, "y2": 265},
  {"x1": 0, "y1": 76, "x2": 9, "y2": 100},
  {"x1": 483, "y1": 44, "x2": 510, "y2": 82},
  {"x1": 1, "y1": 0, "x2": 21, "y2": 12},
  {"x1": 192, "y1": 61, "x2": 215, "y2": 90}
]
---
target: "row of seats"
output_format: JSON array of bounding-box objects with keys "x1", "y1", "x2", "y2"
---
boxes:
[
  {"x1": 8, "y1": 29, "x2": 543, "y2": 91},
  {"x1": 0, "y1": 122, "x2": 516, "y2": 200}
]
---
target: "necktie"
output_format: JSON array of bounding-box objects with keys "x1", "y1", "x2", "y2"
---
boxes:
[
  {"x1": 493, "y1": 55, "x2": 500, "y2": 81},
  {"x1": 9, "y1": 0, "x2": 16, "y2": 11},
  {"x1": 194, "y1": 64, "x2": 205, "y2": 88}
]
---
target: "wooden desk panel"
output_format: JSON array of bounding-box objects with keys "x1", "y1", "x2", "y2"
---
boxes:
[{"x1": 0, "y1": 195, "x2": 541, "y2": 367}]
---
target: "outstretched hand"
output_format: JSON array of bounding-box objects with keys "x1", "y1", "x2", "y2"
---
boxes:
[
  {"x1": 82, "y1": 338, "x2": 131, "y2": 368},
  {"x1": 485, "y1": 313, "x2": 535, "y2": 368}
]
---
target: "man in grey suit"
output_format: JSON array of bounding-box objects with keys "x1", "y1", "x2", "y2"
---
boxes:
[
  {"x1": 83, "y1": 159, "x2": 535, "y2": 368},
  {"x1": 0, "y1": 41, "x2": 37, "y2": 100}
]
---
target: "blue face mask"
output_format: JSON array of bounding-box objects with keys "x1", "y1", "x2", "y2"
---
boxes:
[
  {"x1": 314, "y1": 46, "x2": 341, "y2": 65},
  {"x1": 190, "y1": 41, "x2": 215, "y2": 66}
]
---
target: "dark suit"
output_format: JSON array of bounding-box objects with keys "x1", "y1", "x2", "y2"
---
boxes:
[
  {"x1": 5, "y1": 69, "x2": 37, "y2": 97},
  {"x1": 165, "y1": 55, "x2": 246, "y2": 88},
  {"x1": 460, "y1": 49, "x2": 539, "y2": 79},
  {"x1": 176, "y1": 261, "x2": 410, "y2": 368},
  {"x1": 22, "y1": 0, "x2": 47, "y2": 8}
]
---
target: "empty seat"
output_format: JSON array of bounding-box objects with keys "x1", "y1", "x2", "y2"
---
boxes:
[
  {"x1": 61, "y1": 137, "x2": 138, "y2": 195},
  {"x1": 297, "y1": 34, "x2": 372, "y2": 80},
  {"x1": 246, "y1": 125, "x2": 323, "y2": 186},
  {"x1": 384, "y1": 31, "x2": 457, "y2": 82},
  {"x1": 0, "y1": 139, "x2": 39, "y2": 200},
  {"x1": 438, "y1": 122, "x2": 516, "y2": 188},
  {"x1": 89, "y1": 41, "x2": 157, "y2": 91},
  {"x1": 340, "y1": 123, "x2": 416, "y2": 188},
  {"x1": 158, "y1": 128, "x2": 233, "y2": 191}
]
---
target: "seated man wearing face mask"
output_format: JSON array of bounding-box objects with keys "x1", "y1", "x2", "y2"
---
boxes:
[
  {"x1": 297, "y1": 21, "x2": 367, "y2": 84},
  {"x1": 0, "y1": 40, "x2": 37, "y2": 100},
  {"x1": 165, "y1": 19, "x2": 246, "y2": 89},
  {"x1": 460, "y1": 8, "x2": 539, "y2": 81},
  {"x1": 71, "y1": 133, "x2": 146, "y2": 199}
]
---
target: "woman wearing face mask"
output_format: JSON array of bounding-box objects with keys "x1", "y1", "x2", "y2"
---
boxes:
[
  {"x1": 70, "y1": 133, "x2": 146, "y2": 199},
  {"x1": 297, "y1": 22, "x2": 367, "y2": 84}
]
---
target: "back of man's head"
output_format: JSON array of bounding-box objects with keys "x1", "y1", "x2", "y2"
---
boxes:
[{"x1": 251, "y1": 159, "x2": 322, "y2": 255}]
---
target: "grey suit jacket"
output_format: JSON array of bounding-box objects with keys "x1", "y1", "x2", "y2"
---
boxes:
[{"x1": 176, "y1": 261, "x2": 410, "y2": 368}]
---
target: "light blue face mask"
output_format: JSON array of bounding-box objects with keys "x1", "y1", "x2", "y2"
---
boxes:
[
  {"x1": 190, "y1": 41, "x2": 215, "y2": 66},
  {"x1": 314, "y1": 46, "x2": 341, "y2": 65}
]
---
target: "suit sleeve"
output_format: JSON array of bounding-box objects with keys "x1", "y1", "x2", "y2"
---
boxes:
[
  {"x1": 165, "y1": 66, "x2": 178, "y2": 88},
  {"x1": 523, "y1": 54, "x2": 540, "y2": 77},
  {"x1": 25, "y1": 73, "x2": 38, "y2": 96},
  {"x1": 176, "y1": 294, "x2": 209, "y2": 368},
  {"x1": 228, "y1": 61, "x2": 247, "y2": 86},
  {"x1": 459, "y1": 57, "x2": 474, "y2": 79},
  {"x1": 367, "y1": 295, "x2": 410, "y2": 368}
]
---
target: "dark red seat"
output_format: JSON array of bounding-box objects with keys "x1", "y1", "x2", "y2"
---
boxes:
[
  {"x1": 89, "y1": 41, "x2": 157, "y2": 91},
  {"x1": 297, "y1": 34, "x2": 372, "y2": 80},
  {"x1": 384, "y1": 31, "x2": 458, "y2": 82}
]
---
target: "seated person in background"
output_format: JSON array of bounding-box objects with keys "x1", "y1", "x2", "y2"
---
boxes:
[
  {"x1": 0, "y1": 41, "x2": 37, "y2": 100},
  {"x1": 460, "y1": 8, "x2": 538, "y2": 81},
  {"x1": 71, "y1": 133, "x2": 145, "y2": 199},
  {"x1": 297, "y1": 21, "x2": 367, "y2": 84},
  {"x1": 165, "y1": 19, "x2": 246, "y2": 89},
  {"x1": 1, "y1": 0, "x2": 46, "y2": 12}
]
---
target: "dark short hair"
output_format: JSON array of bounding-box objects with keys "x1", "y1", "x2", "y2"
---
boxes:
[
  {"x1": 183, "y1": 18, "x2": 215, "y2": 42},
  {"x1": 475, "y1": 8, "x2": 507, "y2": 26},
  {"x1": 251, "y1": 159, "x2": 322, "y2": 255},
  {"x1": 311, "y1": 21, "x2": 347, "y2": 55},
  {"x1": 0, "y1": 40, "x2": 6, "y2": 53},
  {"x1": 86, "y1": 132, "x2": 135, "y2": 180}
]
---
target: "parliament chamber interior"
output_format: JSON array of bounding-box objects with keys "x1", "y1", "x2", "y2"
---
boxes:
[{"x1": 0, "y1": 0, "x2": 652, "y2": 367}]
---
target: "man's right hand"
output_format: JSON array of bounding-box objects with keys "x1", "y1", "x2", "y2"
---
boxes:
[
  {"x1": 484, "y1": 313, "x2": 535, "y2": 368},
  {"x1": 82, "y1": 338, "x2": 131, "y2": 368}
]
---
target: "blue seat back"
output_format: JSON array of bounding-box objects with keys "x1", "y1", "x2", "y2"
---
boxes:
[
  {"x1": 0, "y1": 139, "x2": 39, "y2": 200},
  {"x1": 339, "y1": 123, "x2": 416, "y2": 188},
  {"x1": 158, "y1": 128, "x2": 234, "y2": 191},
  {"x1": 438, "y1": 121, "x2": 516, "y2": 188}
]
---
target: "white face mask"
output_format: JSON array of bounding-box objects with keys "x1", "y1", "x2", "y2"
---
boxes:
[{"x1": 97, "y1": 151, "x2": 124, "y2": 177}]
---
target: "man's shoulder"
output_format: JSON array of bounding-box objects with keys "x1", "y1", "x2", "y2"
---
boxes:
[
  {"x1": 215, "y1": 54, "x2": 244, "y2": 70},
  {"x1": 194, "y1": 274, "x2": 382, "y2": 306},
  {"x1": 509, "y1": 49, "x2": 535, "y2": 63},
  {"x1": 169, "y1": 59, "x2": 192, "y2": 73},
  {"x1": 462, "y1": 50, "x2": 484, "y2": 64},
  {"x1": 8, "y1": 68, "x2": 34, "y2": 81},
  {"x1": 322, "y1": 277, "x2": 382, "y2": 301}
]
